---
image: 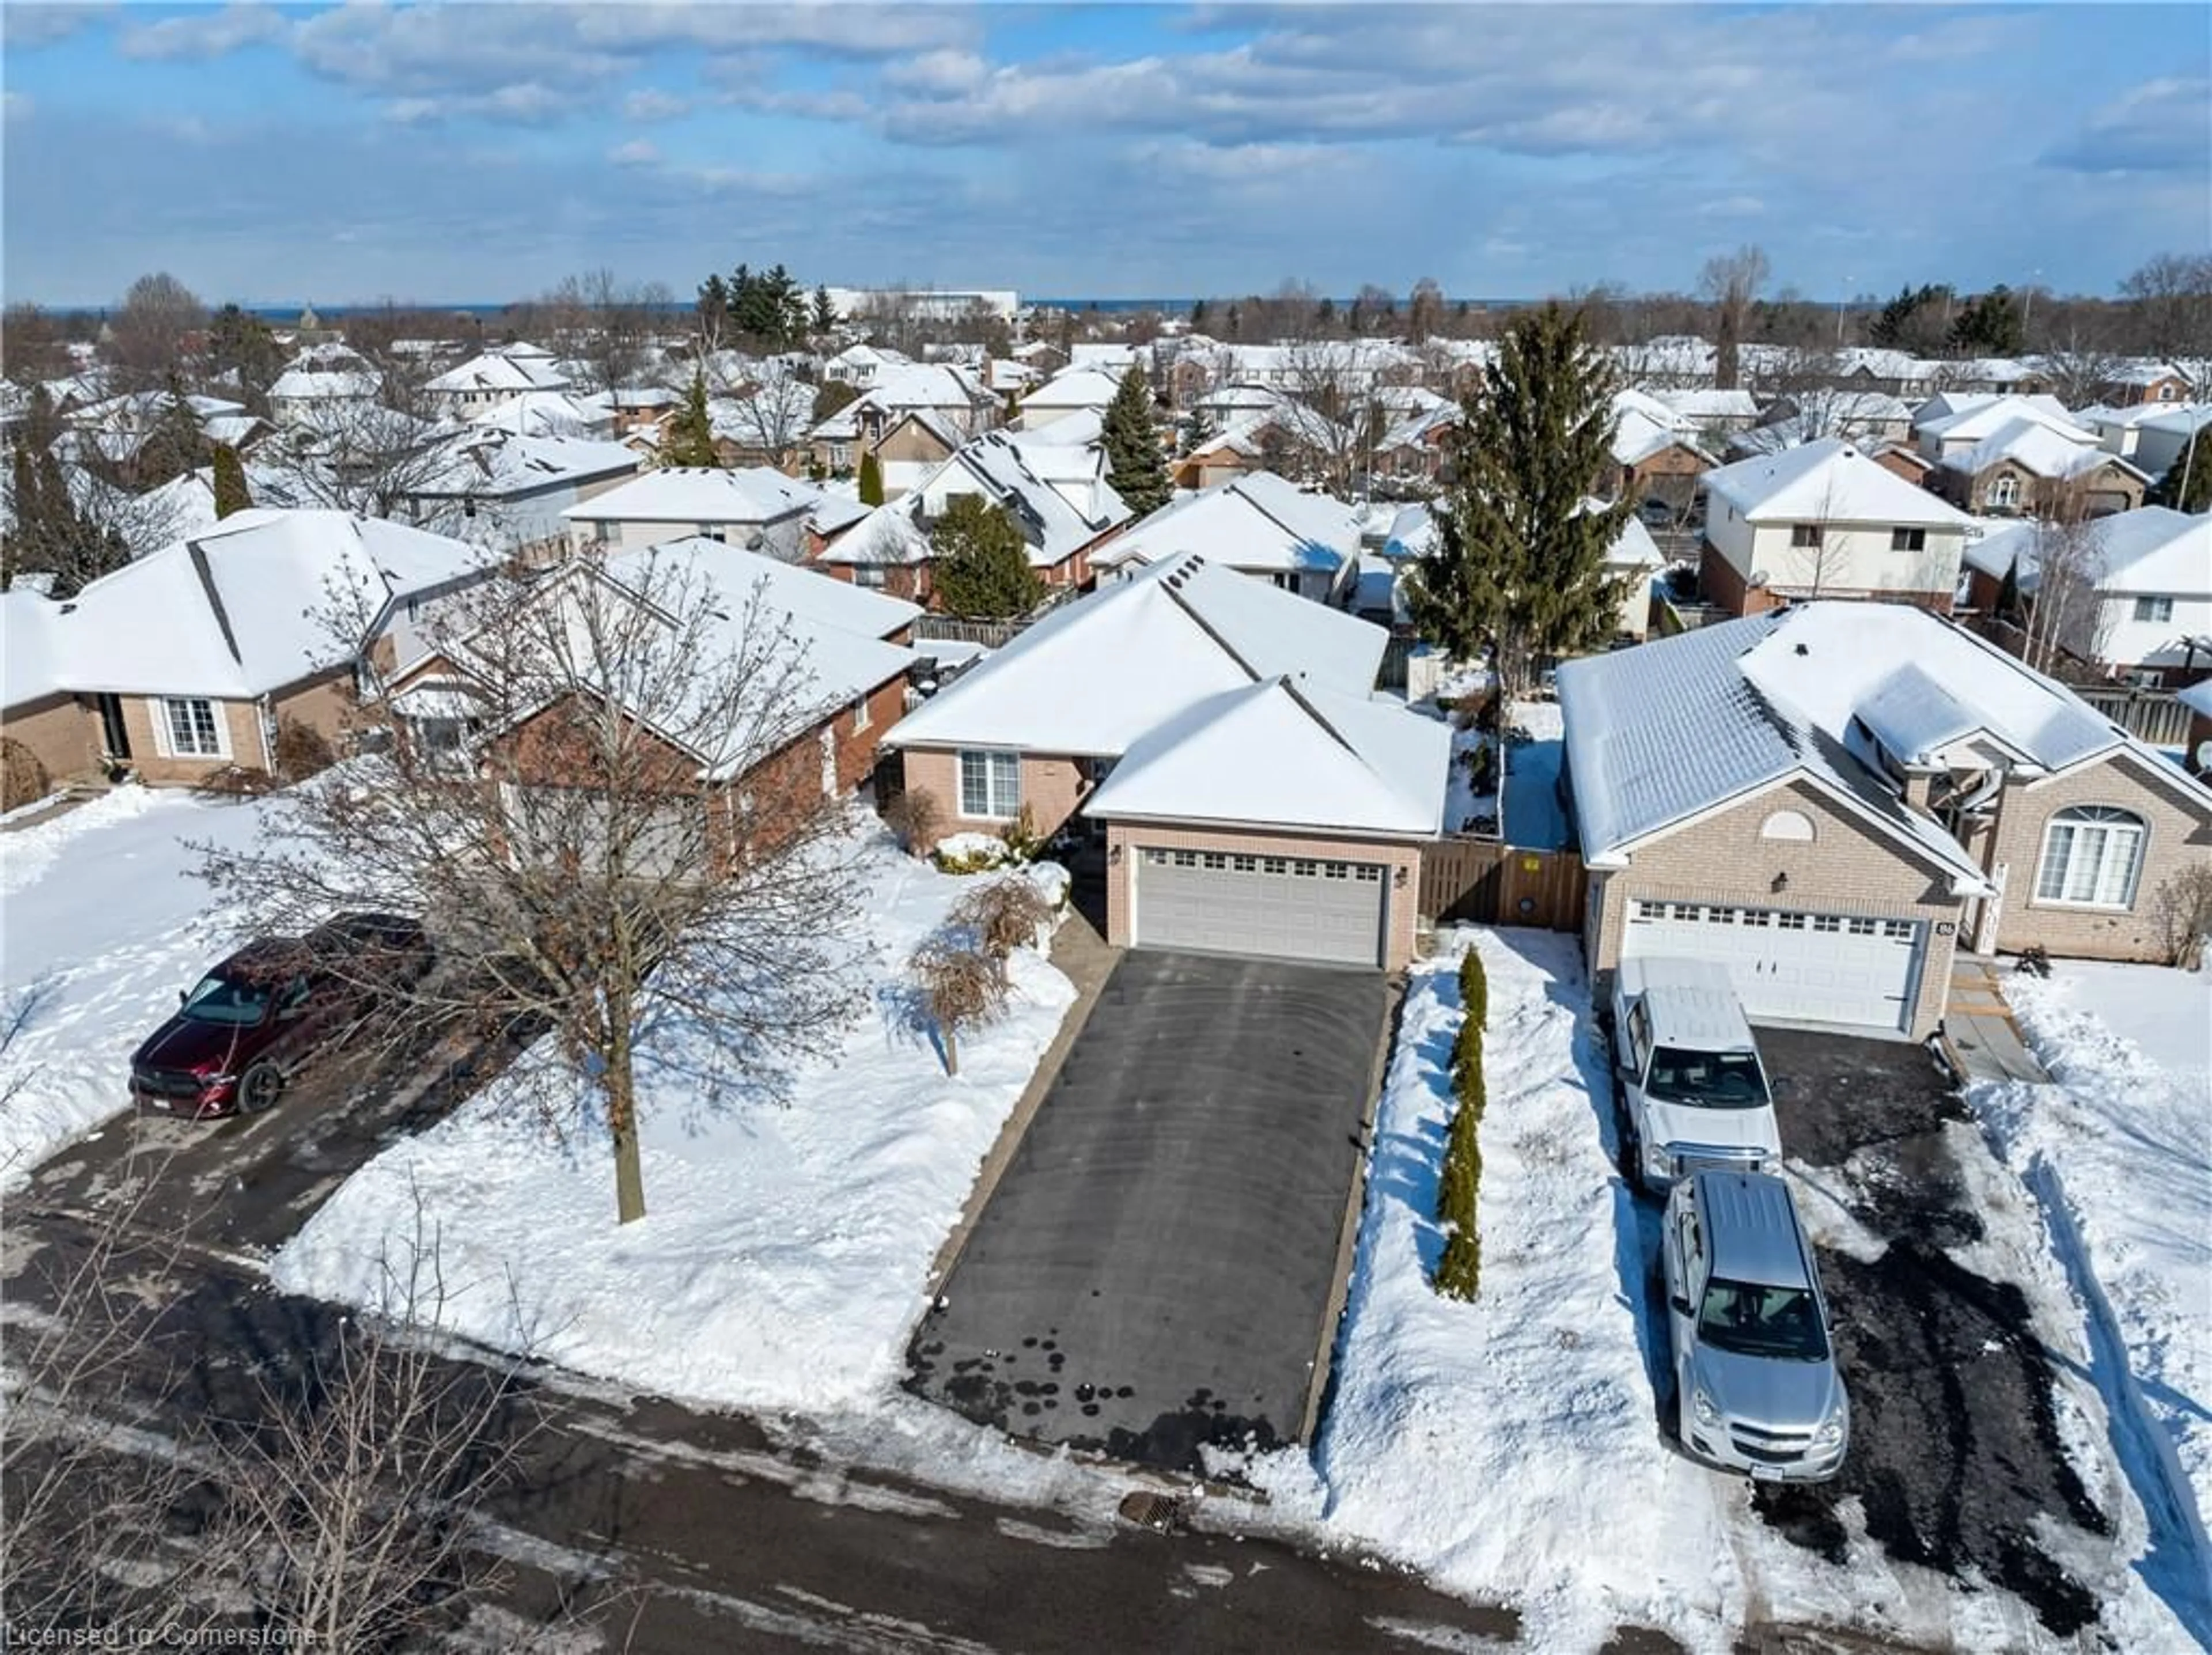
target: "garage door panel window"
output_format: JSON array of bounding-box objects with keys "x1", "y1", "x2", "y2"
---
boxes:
[
  {"x1": 2035, "y1": 806, "x2": 2145, "y2": 908},
  {"x1": 958, "y1": 750, "x2": 1021, "y2": 820},
  {"x1": 1617, "y1": 900, "x2": 1926, "y2": 1033}
]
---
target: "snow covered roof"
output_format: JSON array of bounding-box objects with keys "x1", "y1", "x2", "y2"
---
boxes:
[
  {"x1": 13, "y1": 509, "x2": 489, "y2": 703},
  {"x1": 1938, "y1": 418, "x2": 2139, "y2": 483},
  {"x1": 425, "y1": 350, "x2": 573, "y2": 395},
  {"x1": 269, "y1": 366, "x2": 381, "y2": 402},
  {"x1": 1611, "y1": 391, "x2": 1714, "y2": 468},
  {"x1": 805, "y1": 491, "x2": 873, "y2": 541},
  {"x1": 2179, "y1": 680, "x2": 2212, "y2": 719},
  {"x1": 1022, "y1": 368, "x2": 1124, "y2": 410},
  {"x1": 1960, "y1": 508, "x2": 2211, "y2": 596},
  {"x1": 1559, "y1": 601, "x2": 2191, "y2": 880},
  {"x1": 619, "y1": 537, "x2": 919, "y2": 641},
  {"x1": 1658, "y1": 388, "x2": 1759, "y2": 422},
  {"x1": 934, "y1": 429, "x2": 1131, "y2": 566},
  {"x1": 1606, "y1": 513, "x2": 1665, "y2": 572},
  {"x1": 812, "y1": 501, "x2": 934, "y2": 567},
  {"x1": 1083, "y1": 674, "x2": 1448, "y2": 838},
  {"x1": 1092, "y1": 472, "x2": 1360, "y2": 576},
  {"x1": 1699, "y1": 438, "x2": 1973, "y2": 527},
  {"x1": 2, "y1": 589, "x2": 69, "y2": 709},
  {"x1": 413, "y1": 432, "x2": 641, "y2": 499},
  {"x1": 465, "y1": 391, "x2": 607, "y2": 437},
  {"x1": 1916, "y1": 394, "x2": 2091, "y2": 447},
  {"x1": 886, "y1": 552, "x2": 1387, "y2": 758},
  {"x1": 562, "y1": 466, "x2": 819, "y2": 527}
]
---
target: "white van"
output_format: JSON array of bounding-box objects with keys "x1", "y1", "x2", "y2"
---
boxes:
[{"x1": 1611, "y1": 957, "x2": 1782, "y2": 1193}]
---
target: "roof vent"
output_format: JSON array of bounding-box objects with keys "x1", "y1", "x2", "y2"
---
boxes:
[{"x1": 1794, "y1": 642, "x2": 1809, "y2": 656}]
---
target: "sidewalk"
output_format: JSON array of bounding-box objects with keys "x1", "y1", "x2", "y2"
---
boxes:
[{"x1": 1942, "y1": 957, "x2": 2051, "y2": 1086}]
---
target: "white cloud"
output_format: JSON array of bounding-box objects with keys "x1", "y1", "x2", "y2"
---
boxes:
[
  {"x1": 3, "y1": 91, "x2": 32, "y2": 123},
  {"x1": 118, "y1": 2, "x2": 285, "y2": 62},
  {"x1": 1697, "y1": 195, "x2": 1766, "y2": 220},
  {"x1": 622, "y1": 88, "x2": 691, "y2": 122},
  {"x1": 2043, "y1": 76, "x2": 2212, "y2": 175},
  {"x1": 0, "y1": 4, "x2": 109, "y2": 50},
  {"x1": 609, "y1": 138, "x2": 660, "y2": 168}
]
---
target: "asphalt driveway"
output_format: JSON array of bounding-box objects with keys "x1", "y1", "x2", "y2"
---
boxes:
[{"x1": 908, "y1": 950, "x2": 1389, "y2": 1474}]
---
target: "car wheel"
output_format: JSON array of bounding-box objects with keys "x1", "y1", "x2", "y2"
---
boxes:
[{"x1": 237, "y1": 1062, "x2": 284, "y2": 1115}]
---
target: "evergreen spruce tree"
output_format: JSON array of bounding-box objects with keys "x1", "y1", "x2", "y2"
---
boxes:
[
  {"x1": 210, "y1": 442, "x2": 253, "y2": 519},
  {"x1": 660, "y1": 375, "x2": 721, "y2": 468},
  {"x1": 3, "y1": 444, "x2": 39, "y2": 590},
  {"x1": 1995, "y1": 555, "x2": 2022, "y2": 623},
  {"x1": 812, "y1": 285, "x2": 838, "y2": 336},
  {"x1": 857, "y1": 450, "x2": 885, "y2": 507},
  {"x1": 2150, "y1": 431, "x2": 2211, "y2": 513},
  {"x1": 1102, "y1": 367, "x2": 1171, "y2": 518},
  {"x1": 1403, "y1": 302, "x2": 1633, "y2": 713},
  {"x1": 931, "y1": 495, "x2": 1042, "y2": 619}
]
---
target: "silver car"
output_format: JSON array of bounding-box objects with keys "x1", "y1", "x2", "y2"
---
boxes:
[
  {"x1": 1661, "y1": 1169, "x2": 1849, "y2": 1482},
  {"x1": 1612, "y1": 957, "x2": 1782, "y2": 1193}
]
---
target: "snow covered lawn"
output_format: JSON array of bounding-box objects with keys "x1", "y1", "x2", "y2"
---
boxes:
[
  {"x1": 270, "y1": 838, "x2": 1078, "y2": 1417},
  {"x1": 1981, "y1": 961, "x2": 2212, "y2": 1555},
  {"x1": 1, "y1": 786, "x2": 271, "y2": 1186},
  {"x1": 1502, "y1": 699, "x2": 1569, "y2": 851}
]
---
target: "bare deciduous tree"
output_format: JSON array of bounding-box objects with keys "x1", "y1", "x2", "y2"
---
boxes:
[
  {"x1": 544, "y1": 270, "x2": 672, "y2": 395},
  {"x1": 948, "y1": 876, "x2": 1057, "y2": 982},
  {"x1": 107, "y1": 271, "x2": 208, "y2": 386},
  {"x1": 1699, "y1": 245, "x2": 1770, "y2": 392},
  {"x1": 2018, "y1": 514, "x2": 2113, "y2": 676},
  {"x1": 909, "y1": 936, "x2": 1006, "y2": 1077},
  {"x1": 193, "y1": 554, "x2": 865, "y2": 1225}
]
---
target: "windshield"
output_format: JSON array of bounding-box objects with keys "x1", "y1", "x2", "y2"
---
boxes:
[
  {"x1": 179, "y1": 974, "x2": 271, "y2": 1027},
  {"x1": 1698, "y1": 1278, "x2": 1829, "y2": 1361},
  {"x1": 1647, "y1": 1047, "x2": 1769, "y2": 1109}
]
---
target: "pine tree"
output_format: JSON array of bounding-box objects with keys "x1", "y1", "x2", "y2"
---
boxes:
[
  {"x1": 1102, "y1": 367, "x2": 1171, "y2": 518},
  {"x1": 2150, "y1": 430, "x2": 2211, "y2": 512},
  {"x1": 1995, "y1": 555, "x2": 2022, "y2": 622},
  {"x1": 1403, "y1": 302, "x2": 1633, "y2": 713},
  {"x1": 2, "y1": 444, "x2": 38, "y2": 590},
  {"x1": 660, "y1": 375, "x2": 721, "y2": 468},
  {"x1": 811, "y1": 285, "x2": 838, "y2": 336},
  {"x1": 210, "y1": 442, "x2": 253, "y2": 519},
  {"x1": 931, "y1": 495, "x2": 1041, "y2": 619},
  {"x1": 857, "y1": 450, "x2": 885, "y2": 507}
]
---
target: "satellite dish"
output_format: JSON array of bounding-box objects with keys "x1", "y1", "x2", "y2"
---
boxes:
[
  {"x1": 1749, "y1": 570, "x2": 1771, "y2": 588},
  {"x1": 2196, "y1": 738, "x2": 2212, "y2": 772}
]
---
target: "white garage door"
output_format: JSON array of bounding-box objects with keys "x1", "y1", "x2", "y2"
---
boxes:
[
  {"x1": 1134, "y1": 846, "x2": 1385, "y2": 968},
  {"x1": 1620, "y1": 899, "x2": 1925, "y2": 1034}
]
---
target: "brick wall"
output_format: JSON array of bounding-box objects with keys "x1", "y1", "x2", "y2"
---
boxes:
[
  {"x1": 121, "y1": 695, "x2": 268, "y2": 783},
  {"x1": 1, "y1": 695, "x2": 102, "y2": 784},
  {"x1": 897, "y1": 745, "x2": 1087, "y2": 845},
  {"x1": 270, "y1": 673, "x2": 358, "y2": 753},
  {"x1": 1585, "y1": 777, "x2": 1967, "y2": 1039},
  {"x1": 1101, "y1": 820, "x2": 1423, "y2": 970},
  {"x1": 1984, "y1": 751, "x2": 2212, "y2": 961}
]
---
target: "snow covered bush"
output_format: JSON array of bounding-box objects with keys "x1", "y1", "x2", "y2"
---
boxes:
[
  {"x1": 950, "y1": 875, "x2": 1058, "y2": 978},
  {"x1": 2150, "y1": 864, "x2": 2212, "y2": 970},
  {"x1": 1458, "y1": 945, "x2": 1488, "y2": 1029},
  {"x1": 271, "y1": 716, "x2": 336, "y2": 783},
  {"x1": 1437, "y1": 951, "x2": 1488, "y2": 1301},
  {"x1": 931, "y1": 831, "x2": 1016, "y2": 874}
]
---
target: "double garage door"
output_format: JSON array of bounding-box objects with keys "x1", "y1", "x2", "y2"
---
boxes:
[
  {"x1": 1620, "y1": 899, "x2": 1926, "y2": 1034},
  {"x1": 1133, "y1": 846, "x2": 1385, "y2": 968}
]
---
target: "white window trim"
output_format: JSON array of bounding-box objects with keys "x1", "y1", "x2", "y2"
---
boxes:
[
  {"x1": 2134, "y1": 595, "x2": 2173, "y2": 623},
  {"x1": 2033, "y1": 807, "x2": 2146, "y2": 910},
  {"x1": 150, "y1": 696, "x2": 232, "y2": 761},
  {"x1": 853, "y1": 695, "x2": 872, "y2": 734},
  {"x1": 957, "y1": 749, "x2": 1021, "y2": 821}
]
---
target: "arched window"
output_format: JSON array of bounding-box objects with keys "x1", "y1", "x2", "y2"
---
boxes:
[
  {"x1": 2035, "y1": 806, "x2": 2146, "y2": 907},
  {"x1": 1987, "y1": 474, "x2": 2022, "y2": 510},
  {"x1": 1760, "y1": 809, "x2": 1816, "y2": 842}
]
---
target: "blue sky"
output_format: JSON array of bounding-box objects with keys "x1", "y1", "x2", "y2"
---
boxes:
[{"x1": 3, "y1": 3, "x2": 2207, "y2": 309}]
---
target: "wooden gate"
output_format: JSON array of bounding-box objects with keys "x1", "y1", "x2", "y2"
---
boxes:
[{"x1": 1420, "y1": 836, "x2": 1587, "y2": 933}]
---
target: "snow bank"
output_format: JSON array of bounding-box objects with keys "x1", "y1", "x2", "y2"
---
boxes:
[
  {"x1": 1987, "y1": 963, "x2": 2212, "y2": 1539},
  {"x1": 1294, "y1": 928, "x2": 1739, "y2": 1652},
  {"x1": 1, "y1": 787, "x2": 271, "y2": 1185},
  {"x1": 271, "y1": 839, "x2": 1078, "y2": 1416}
]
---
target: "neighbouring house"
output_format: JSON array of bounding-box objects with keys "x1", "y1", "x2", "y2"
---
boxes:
[
  {"x1": 1657, "y1": 387, "x2": 1761, "y2": 435},
  {"x1": 1738, "y1": 390, "x2": 1914, "y2": 452},
  {"x1": 821, "y1": 343, "x2": 910, "y2": 388},
  {"x1": 1696, "y1": 438, "x2": 1977, "y2": 616},
  {"x1": 2128, "y1": 404, "x2": 2212, "y2": 485},
  {"x1": 2075, "y1": 401, "x2": 2190, "y2": 461},
  {"x1": 1600, "y1": 509, "x2": 1666, "y2": 641},
  {"x1": 464, "y1": 390, "x2": 613, "y2": 440},
  {"x1": 1091, "y1": 471, "x2": 1362, "y2": 603},
  {"x1": 1558, "y1": 601, "x2": 2212, "y2": 1040},
  {"x1": 560, "y1": 466, "x2": 820, "y2": 561},
  {"x1": 400, "y1": 431, "x2": 641, "y2": 559},
  {"x1": 423, "y1": 344, "x2": 573, "y2": 418},
  {"x1": 708, "y1": 378, "x2": 819, "y2": 472},
  {"x1": 0, "y1": 509, "x2": 491, "y2": 785},
  {"x1": 2179, "y1": 680, "x2": 2212, "y2": 778},
  {"x1": 383, "y1": 540, "x2": 919, "y2": 864},
  {"x1": 887, "y1": 552, "x2": 1441, "y2": 968},
  {"x1": 1372, "y1": 402, "x2": 1463, "y2": 486},
  {"x1": 1962, "y1": 509, "x2": 2212, "y2": 687},
  {"x1": 268, "y1": 346, "x2": 383, "y2": 432},
  {"x1": 1828, "y1": 347, "x2": 1940, "y2": 400},
  {"x1": 805, "y1": 365, "x2": 998, "y2": 476},
  {"x1": 1611, "y1": 389, "x2": 1719, "y2": 510},
  {"x1": 1169, "y1": 403, "x2": 1351, "y2": 491},
  {"x1": 2089, "y1": 361, "x2": 2192, "y2": 407},
  {"x1": 1912, "y1": 393, "x2": 2093, "y2": 463},
  {"x1": 1930, "y1": 419, "x2": 2150, "y2": 518},
  {"x1": 863, "y1": 409, "x2": 966, "y2": 498},
  {"x1": 1016, "y1": 367, "x2": 1124, "y2": 431},
  {"x1": 583, "y1": 385, "x2": 682, "y2": 439},
  {"x1": 814, "y1": 421, "x2": 1132, "y2": 600},
  {"x1": 1867, "y1": 444, "x2": 1937, "y2": 487}
]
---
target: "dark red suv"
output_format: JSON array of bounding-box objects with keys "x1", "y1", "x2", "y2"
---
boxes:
[{"x1": 129, "y1": 914, "x2": 433, "y2": 1119}]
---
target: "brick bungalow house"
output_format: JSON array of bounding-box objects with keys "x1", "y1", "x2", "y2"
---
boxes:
[
  {"x1": 0, "y1": 509, "x2": 490, "y2": 787},
  {"x1": 888, "y1": 552, "x2": 1447, "y2": 969},
  {"x1": 1558, "y1": 601, "x2": 2212, "y2": 1041},
  {"x1": 381, "y1": 540, "x2": 919, "y2": 867}
]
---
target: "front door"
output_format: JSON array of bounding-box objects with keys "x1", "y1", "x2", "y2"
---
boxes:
[{"x1": 94, "y1": 694, "x2": 130, "y2": 760}]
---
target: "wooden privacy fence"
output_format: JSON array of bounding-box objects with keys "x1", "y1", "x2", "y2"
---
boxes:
[
  {"x1": 2077, "y1": 686, "x2": 2193, "y2": 749},
  {"x1": 1420, "y1": 836, "x2": 1588, "y2": 933}
]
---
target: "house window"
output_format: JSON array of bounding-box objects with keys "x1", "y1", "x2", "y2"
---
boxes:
[
  {"x1": 853, "y1": 565, "x2": 888, "y2": 589},
  {"x1": 2134, "y1": 596, "x2": 2174, "y2": 623},
  {"x1": 592, "y1": 520, "x2": 614, "y2": 544},
  {"x1": 698, "y1": 524, "x2": 726, "y2": 543},
  {"x1": 1890, "y1": 527, "x2": 1926, "y2": 552},
  {"x1": 1760, "y1": 809, "x2": 1816, "y2": 842},
  {"x1": 1987, "y1": 474, "x2": 2022, "y2": 509},
  {"x1": 161, "y1": 698, "x2": 225, "y2": 758},
  {"x1": 957, "y1": 749, "x2": 1021, "y2": 819},
  {"x1": 1790, "y1": 524, "x2": 1825, "y2": 548},
  {"x1": 2035, "y1": 806, "x2": 2145, "y2": 908},
  {"x1": 852, "y1": 697, "x2": 871, "y2": 734}
]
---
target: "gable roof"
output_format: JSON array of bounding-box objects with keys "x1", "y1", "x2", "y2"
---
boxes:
[
  {"x1": 425, "y1": 349, "x2": 573, "y2": 395},
  {"x1": 1700, "y1": 438, "x2": 1973, "y2": 528},
  {"x1": 885, "y1": 552, "x2": 1386, "y2": 757},
  {"x1": 1938, "y1": 418, "x2": 2142, "y2": 483},
  {"x1": 1092, "y1": 472, "x2": 1361, "y2": 576},
  {"x1": 615, "y1": 536, "x2": 920, "y2": 642},
  {"x1": 936, "y1": 429, "x2": 1131, "y2": 566},
  {"x1": 10, "y1": 509, "x2": 488, "y2": 703},
  {"x1": 1022, "y1": 367, "x2": 1124, "y2": 409},
  {"x1": 1083, "y1": 673, "x2": 1448, "y2": 837},
  {"x1": 561, "y1": 466, "x2": 819, "y2": 527},
  {"x1": 1961, "y1": 507, "x2": 2212, "y2": 597},
  {"x1": 1916, "y1": 394, "x2": 2093, "y2": 448}
]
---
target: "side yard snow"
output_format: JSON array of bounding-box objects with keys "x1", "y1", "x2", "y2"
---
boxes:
[
  {"x1": 270, "y1": 842, "x2": 1078, "y2": 1417},
  {"x1": 1, "y1": 787, "x2": 270, "y2": 1185},
  {"x1": 1984, "y1": 964, "x2": 2212, "y2": 1552}
]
